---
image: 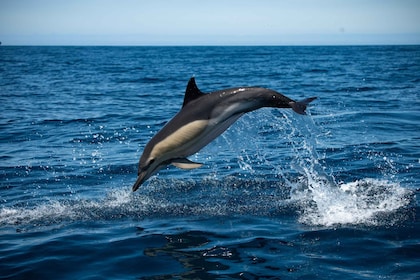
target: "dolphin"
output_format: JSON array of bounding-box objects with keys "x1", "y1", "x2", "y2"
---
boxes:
[{"x1": 132, "y1": 77, "x2": 316, "y2": 191}]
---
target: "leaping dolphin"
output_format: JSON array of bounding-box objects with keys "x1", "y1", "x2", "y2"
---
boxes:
[{"x1": 132, "y1": 77, "x2": 316, "y2": 191}]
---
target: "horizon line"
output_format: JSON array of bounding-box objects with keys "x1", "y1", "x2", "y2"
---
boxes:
[{"x1": 2, "y1": 43, "x2": 420, "y2": 47}]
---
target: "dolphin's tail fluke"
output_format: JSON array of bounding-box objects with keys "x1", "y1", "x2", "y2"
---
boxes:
[{"x1": 289, "y1": 97, "x2": 317, "y2": 115}]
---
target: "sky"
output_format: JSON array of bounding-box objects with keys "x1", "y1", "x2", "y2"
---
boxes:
[{"x1": 1, "y1": 0, "x2": 419, "y2": 45}]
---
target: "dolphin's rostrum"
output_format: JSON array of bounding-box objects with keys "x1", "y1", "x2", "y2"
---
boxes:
[{"x1": 132, "y1": 77, "x2": 316, "y2": 191}]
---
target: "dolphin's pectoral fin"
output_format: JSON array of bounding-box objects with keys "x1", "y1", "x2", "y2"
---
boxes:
[{"x1": 171, "y1": 158, "x2": 203, "y2": 169}]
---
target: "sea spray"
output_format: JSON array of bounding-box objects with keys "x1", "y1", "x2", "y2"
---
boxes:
[
  {"x1": 0, "y1": 109, "x2": 412, "y2": 228},
  {"x1": 282, "y1": 111, "x2": 412, "y2": 226}
]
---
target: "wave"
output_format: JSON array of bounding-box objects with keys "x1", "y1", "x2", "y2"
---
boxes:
[
  {"x1": 0, "y1": 111, "x2": 414, "y2": 229},
  {"x1": 0, "y1": 176, "x2": 413, "y2": 229},
  {"x1": 0, "y1": 178, "x2": 290, "y2": 226},
  {"x1": 292, "y1": 178, "x2": 412, "y2": 227}
]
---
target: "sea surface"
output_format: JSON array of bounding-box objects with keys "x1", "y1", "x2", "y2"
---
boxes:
[{"x1": 0, "y1": 46, "x2": 419, "y2": 279}]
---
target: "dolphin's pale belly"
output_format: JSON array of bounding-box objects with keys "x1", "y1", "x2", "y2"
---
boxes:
[
  {"x1": 150, "y1": 120, "x2": 209, "y2": 160},
  {"x1": 177, "y1": 102, "x2": 254, "y2": 156},
  {"x1": 153, "y1": 102, "x2": 250, "y2": 161},
  {"x1": 189, "y1": 113, "x2": 243, "y2": 155},
  {"x1": 164, "y1": 114, "x2": 243, "y2": 161}
]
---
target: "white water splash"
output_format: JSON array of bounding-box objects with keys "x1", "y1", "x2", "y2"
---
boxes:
[
  {"x1": 283, "y1": 112, "x2": 412, "y2": 226},
  {"x1": 293, "y1": 178, "x2": 410, "y2": 226},
  {"x1": 0, "y1": 189, "x2": 134, "y2": 227},
  {"x1": 0, "y1": 111, "x2": 412, "y2": 229}
]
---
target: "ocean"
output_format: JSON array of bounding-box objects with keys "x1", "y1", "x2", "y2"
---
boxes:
[{"x1": 0, "y1": 46, "x2": 419, "y2": 279}]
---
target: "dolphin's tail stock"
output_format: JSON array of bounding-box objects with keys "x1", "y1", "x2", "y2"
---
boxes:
[{"x1": 289, "y1": 97, "x2": 317, "y2": 115}]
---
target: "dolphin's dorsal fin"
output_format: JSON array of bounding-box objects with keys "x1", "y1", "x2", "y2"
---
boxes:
[{"x1": 182, "y1": 77, "x2": 205, "y2": 107}]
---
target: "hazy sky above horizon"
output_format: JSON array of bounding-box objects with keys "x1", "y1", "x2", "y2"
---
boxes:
[{"x1": 1, "y1": 0, "x2": 419, "y2": 45}]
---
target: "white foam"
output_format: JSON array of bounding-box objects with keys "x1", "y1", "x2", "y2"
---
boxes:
[
  {"x1": 0, "y1": 200, "x2": 74, "y2": 226},
  {"x1": 0, "y1": 189, "x2": 136, "y2": 227},
  {"x1": 279, "y1": 112, "x2": 412, "y2": 227},
  {"x1": 293, "y1": 178, "x2": 410, "y2": 227}
]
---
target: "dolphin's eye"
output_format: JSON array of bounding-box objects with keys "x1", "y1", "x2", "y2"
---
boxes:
[
  {"x1": 141, "y1": 158, "x2": 155, "y2": 172},
  {"x1": 148, "y1": 158, "x2": 155, "y2": 166}
]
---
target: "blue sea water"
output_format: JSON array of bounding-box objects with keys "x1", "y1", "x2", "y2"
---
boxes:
[{"x1": 0, "y1": 46, "x2": 419, "y2": 279}]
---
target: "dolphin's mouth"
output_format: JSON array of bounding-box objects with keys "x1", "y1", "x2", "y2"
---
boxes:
[
  {"x1": 132, "y1": 171, "x2": 148, "y2": 192},
  {"x1": 132, "y1": 162, "x2": 168, "y2": 192}
]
